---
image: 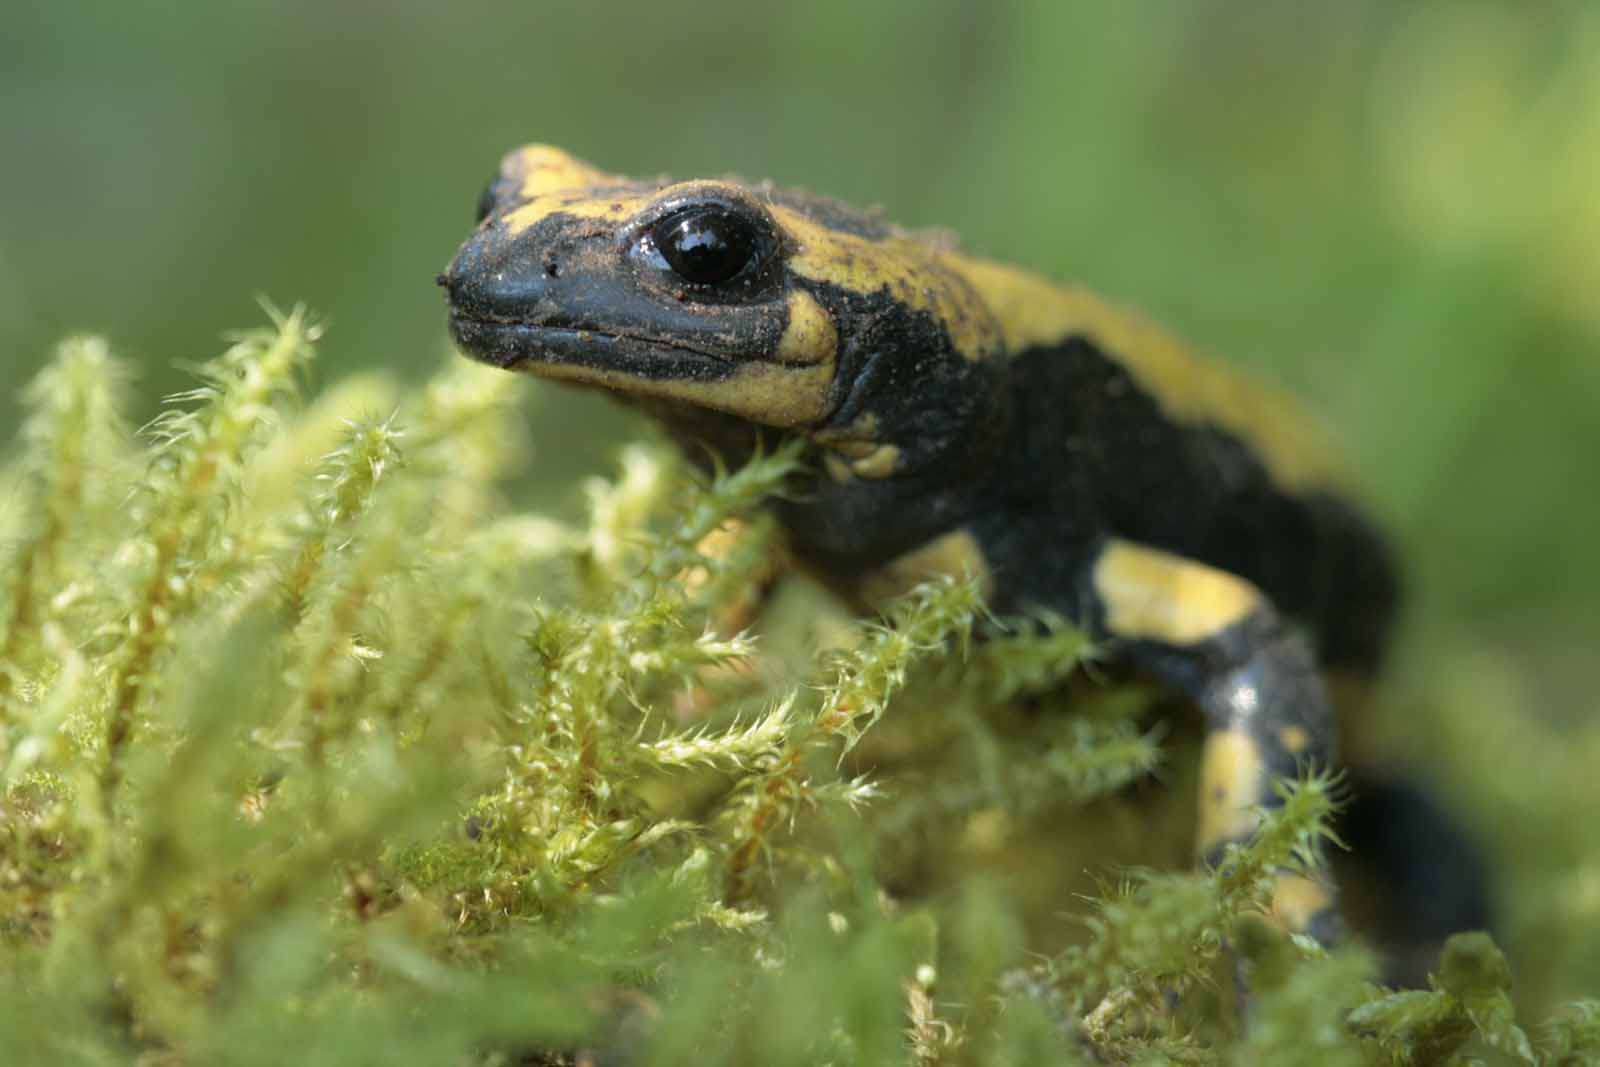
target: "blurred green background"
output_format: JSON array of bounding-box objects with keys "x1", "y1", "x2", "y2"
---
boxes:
[{"x1": 4, "y1": 0, "x2": 1598, "y2": 1002}]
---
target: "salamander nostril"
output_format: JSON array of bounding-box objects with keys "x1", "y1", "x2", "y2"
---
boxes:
[
  {"x1": 544, "y1": 259, "x2": 560, "y2": 279},
  {"x1": 434, "y1": 273, "x2": 450, "y2": 289}
]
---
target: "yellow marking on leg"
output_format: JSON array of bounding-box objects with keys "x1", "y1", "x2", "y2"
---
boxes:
[
  {"x1": 822, "y1": 453, "x2": 856, "y2": 483},
  {"x1": 812, "y1": 414, "x2": 900, "y2": 480},
  {"x1": 820, "y1": 443, "x2": 897, "y2": 480},
  {"x1": 1278, "y1": 725, "x2": 1311, "y2": 755},
  {"x1": 848, "y1": 443, "x2": 900, "y2": 479},
  {"x1": 1197, "y1": 728, "x2": 1268, "y2": 858},
  {"x1": 1094, "y1": 540, "x2": 1262, "y2": 647},
  {"x1": 859, "y1": 529, "x2": 993, "y2": 606},
  {"x1": 812, "y1": 413, "x2": 881, "y2": 455},
  {"x1": 1267, "y1": 873, "x2": 1336, "y2": 937}
]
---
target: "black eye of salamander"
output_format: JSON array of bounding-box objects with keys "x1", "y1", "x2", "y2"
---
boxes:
[{"x1": 652, "y1": 207, "x2": 761, "y2": 286}]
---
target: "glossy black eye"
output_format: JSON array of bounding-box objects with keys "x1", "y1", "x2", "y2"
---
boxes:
[
  {"x1": 650, "y1": 207, "x2": 763, "y2": 286},
  {"x1": 474, "y1": 179, "x2": 497, "y2": 224}
]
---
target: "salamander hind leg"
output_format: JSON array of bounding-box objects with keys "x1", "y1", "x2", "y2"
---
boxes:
[{"x1": 1090, "y1": 539, "x2": 1342, "y2": 944}]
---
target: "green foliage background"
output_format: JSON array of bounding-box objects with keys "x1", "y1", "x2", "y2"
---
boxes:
[{"x1": 2, "y1": 1, "x2": 1599, "y2": 1061}]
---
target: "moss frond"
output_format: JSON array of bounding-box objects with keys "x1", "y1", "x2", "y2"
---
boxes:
[
  {"x1": 1, "y1": 336, "x2": 132, "y2": 710},
  {"x1": 0, "y1": 316, "x2": 1586, "y2": 1064}
]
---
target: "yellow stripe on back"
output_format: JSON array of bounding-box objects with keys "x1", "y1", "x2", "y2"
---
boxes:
[{"x1": 945, "y1": 255, "x2": 1343, "y2": 491}]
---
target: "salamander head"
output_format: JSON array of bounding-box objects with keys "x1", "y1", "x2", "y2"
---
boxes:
[{"x1": 440, "y1": 145, "x2": 1009, "y2": 478}]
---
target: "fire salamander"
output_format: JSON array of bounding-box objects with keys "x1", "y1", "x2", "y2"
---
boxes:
[{"x1": 439, "y1": 145, "x2": 1485, "y2": 961}]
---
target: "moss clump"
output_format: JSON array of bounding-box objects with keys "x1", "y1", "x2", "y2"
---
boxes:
[{"x1": 0, "y1": 315, "x2": 1594, "y2": 1064}]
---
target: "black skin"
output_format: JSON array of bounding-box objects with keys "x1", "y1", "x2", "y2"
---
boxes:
[{"x1": 440, "y1": 159, "x2": 1489, "y2": 970}]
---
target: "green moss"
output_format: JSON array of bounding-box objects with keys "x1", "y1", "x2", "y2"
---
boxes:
[{"x1": 0, "y1": 317, "x2": 1591, "y2": 1064}]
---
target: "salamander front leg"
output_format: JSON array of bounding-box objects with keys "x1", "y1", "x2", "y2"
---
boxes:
[{"x1": 1089, "y1": 539, "x2": 1342, "y2": 944}]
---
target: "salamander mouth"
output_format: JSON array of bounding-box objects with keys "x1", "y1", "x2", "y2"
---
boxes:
[{"x1": 447, "y1": 313, "x2": 739, "y2": 380}]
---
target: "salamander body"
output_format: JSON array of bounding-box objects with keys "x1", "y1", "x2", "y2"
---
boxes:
[{"x1": 441, "y1": 145, "x2": 1483, "y2": 956}]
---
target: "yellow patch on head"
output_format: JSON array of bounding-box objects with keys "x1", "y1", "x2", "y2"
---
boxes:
[
  {"x1": 775, "y1": 288, "x2": 838, "y2": 366},
  {"x1": 502, "y1": 192, "x2": 651, "y2": 236},
  {"x1": 534, "y1": 356, "x2": 834, "y2": 429},
  {"x1": 496, "y1": 144, "x2": 653, "y2": 235},
  {"x1": 505, "y1": 144, "x2": 622, "y2": 200},
  {"x1": 1093, "y1": 540, "x2": 1262, "y2": 647},
  {"x1": 1196, "y1": 727, "x2": 1268, "y2": 856},
  {"x1": 772, "y1": 206, "x2": 1005, "y2": 364}
]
